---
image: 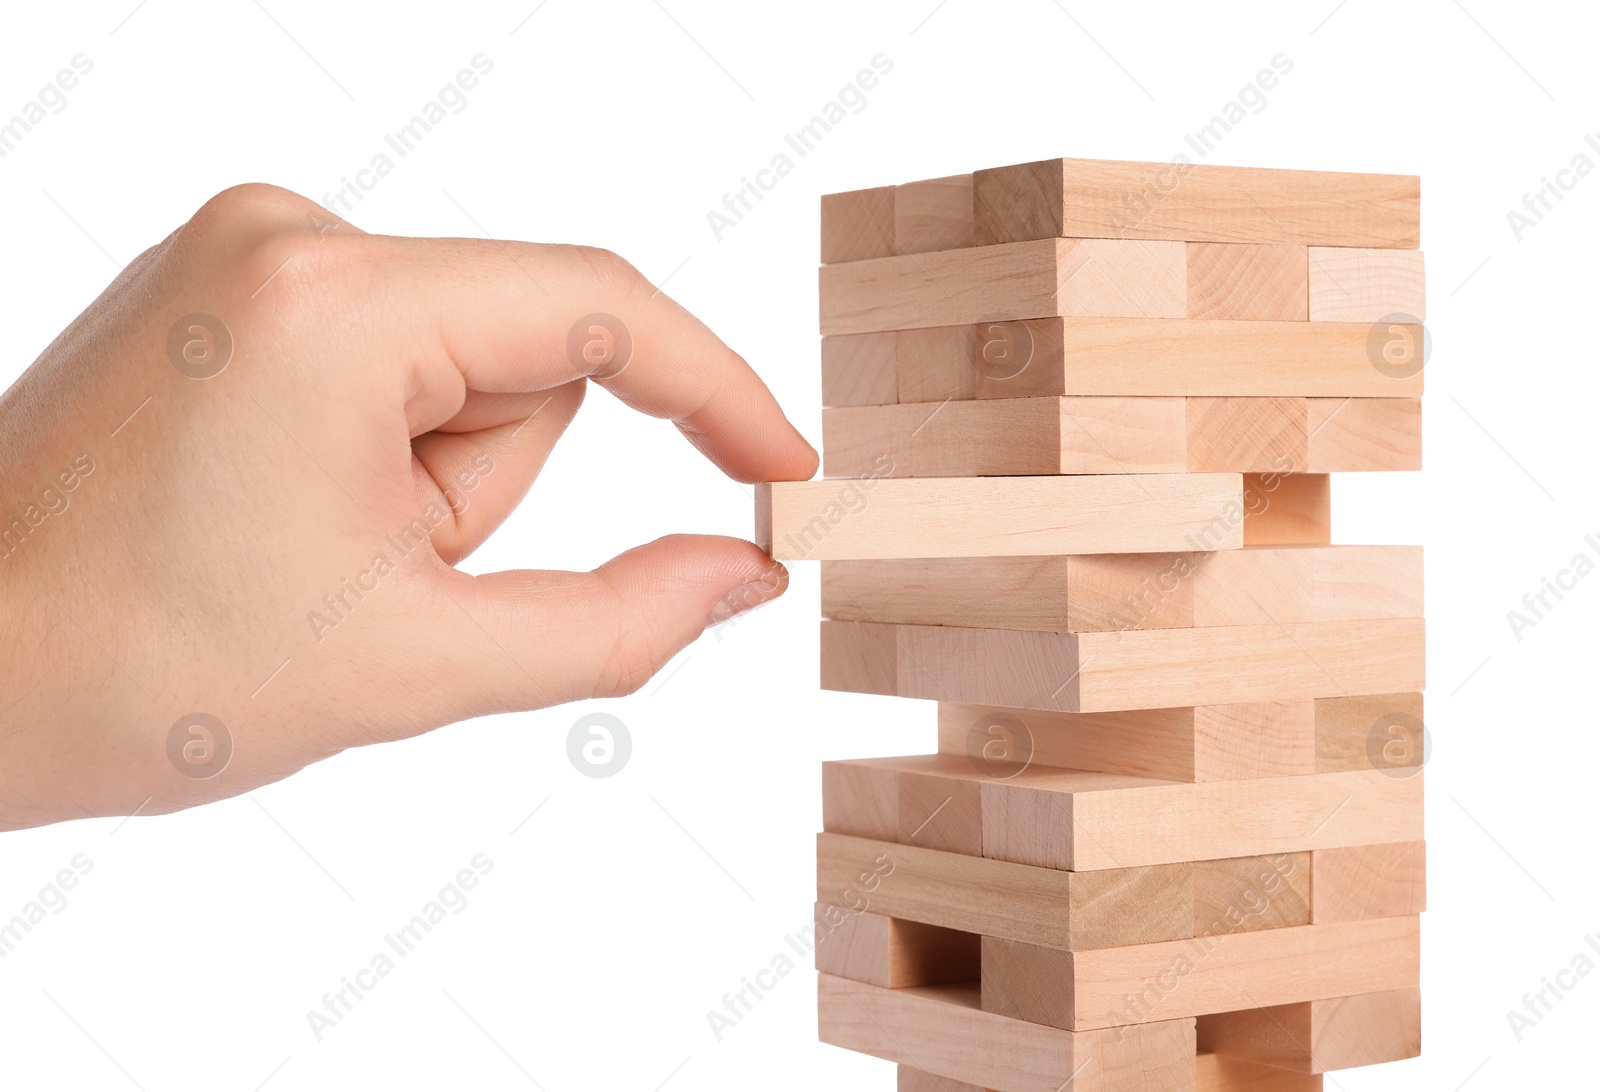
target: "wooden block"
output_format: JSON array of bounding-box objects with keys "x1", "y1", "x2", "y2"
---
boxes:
[
  {"x1": 835, "y1": 619, "x2": 1424, "y2": 713},
  {"x1": 822, "y1": 398, "x2": 1189, "y2": 478},
  {"x1": 821, "y1": 759, "x2": 898, "y2": 841},
  {"x1": 1242, "y1": 475, "x2": 1329, "y2": 546},
  {"x1": 821, "y1": 331, "x2": 898, "y2": 407},
  {"x1": 1311, "y1": 842, "x2": 1426, "y2": 923},
  {"x1": 818, "y1": 976, "x2": 1198, "y2": 1092},
  {"x1": 895, "y1": 175, "x2": 975, "y2": 254},
  {"x1": 1195, "y1": 1053, "x2": 1322, "y2": 1091},
  {"x1": 899, "y1": 766, "x2": 984, "y2": 856},
  {"x1": 818, "y1": 239, "x2": 1187, "y2": 336},
  {"x1": 1307, "y1": 248, "x2": 1425, "y2": 322},
  {"x1": 1192, "y1": 545, "x2": 1423, "y2": 627},
  {"x1": 816, "y1": 832, "x2": 1194, "y2": 951},
  {"x1": 898, "y1": 1065, "x2": 989, "y2": 1092},
  {"x1": 819, "y1": 620, "x2": 899, "y2": 696},
  {"x1": 1186, "y1": 398, "x2": 1306, "y2": 473},
  {"x1": 1314, "y1": 693, "x2": 1425, "y2": 774},
  {"x1": 821, "y1": 186, "x2": 896, "y2": 263},
  {"x1": 936, "y1": 702, "x2": 1316, "y2": 783},
  {"x1": 981, "y1": 916, "x2": 1420, "y2": 1030},
  {"x1": 1186, "y1": 244, "x2": 1308, "y2": 321},
  {"x1": 757, "y1": 474, "x2": 1244, "y2": 561},
  {"x1": 1305, "y1": 398, "x2": 1421, "y2": 472},
  {"x1": 813, "y1": 903, "x2": 978, "y2": 988},
  {"x1": 1197, "y1": 987, "x2": 1421, "y2": 1073},
  {"x1": 972, "y1": 158, "x2": 1420, "y2": 248},
  {"x1": 1193, "y1": 854, "x2": 1312, "y2": 934},
  {"x1": 983, "y1": 766, "x2": 1423, "y2": 871},
  {"x1": 970, "y1": 319, "x2": 1422, "y2": 400},
  {"x1": 895, "y1": 325, "x2": 977, "y2": 403}
]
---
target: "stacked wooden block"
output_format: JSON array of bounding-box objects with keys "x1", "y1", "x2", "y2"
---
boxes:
[{"x1": 757, "y1": 158, "x2": 1427, "y2": 1091}]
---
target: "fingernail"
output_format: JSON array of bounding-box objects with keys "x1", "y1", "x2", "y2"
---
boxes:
[{"x1": 709, "y1": 563, "x2": 789, "y2": 625}]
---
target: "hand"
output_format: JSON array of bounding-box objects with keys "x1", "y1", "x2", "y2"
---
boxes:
[{"x1": 0, "y1": 184, "x2": 816, "y2": 830}]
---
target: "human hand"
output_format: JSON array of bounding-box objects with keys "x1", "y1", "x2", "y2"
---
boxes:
[{"x1": 0, "y1": 183, "x2": 815, "y2": 830}]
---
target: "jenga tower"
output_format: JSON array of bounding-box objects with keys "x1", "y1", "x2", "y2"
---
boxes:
[{"x1": 757, "y1": 158, "x2": 1426, "y2": 1091}]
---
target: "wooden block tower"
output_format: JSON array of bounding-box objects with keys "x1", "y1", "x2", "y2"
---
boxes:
[{"x1": 757, "y1": 157, "x2": 1426, "y2": 1091}]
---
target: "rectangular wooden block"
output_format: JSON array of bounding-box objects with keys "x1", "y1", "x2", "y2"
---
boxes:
[
  {"x1": 821, "y1": 331, "x2": 898, "y2": 407},
  {"x1": 896, "y1": 325, "x2": 978, "y2": 403},
  {"x1": 1193, "y1": 854, "x2": 1311, "y2": 935},
  {"x1": 968, "y1": 319, "x2": 1422, "y2": 400},
  {"x1": 1314, "y1": 693, "x2": 1425, "y2": 774},
  {"x1": 938, "y1": 702, "x2": 1317, "y2": 782},
  {"x1": 1196, "y1": 1053, "x2": 1322, "y2": 1091},
  {"x1": 1191, "y1": 545, "x2": 1423, "y2": 628},
  {"x1": 895, "y1": 174, "x2": 975, "y2": 254},
  {"x1": 898, "y1": 1066, "x2": 990, "y2": 1092},
  {"x1": 981, "y1": 916, "x2": 1421, "y2": 1030},
  {"x1": 821, "y1": 185, "x2": 897, "y2": 263},
  {"x1": 1186, "y1": 243, "x2": 1308, "y2": 321},
  {"x1": 982, "y1": 766, "x2": 1423, "y2": 871},
  {"x1": 757, "y1": 474, "x2": 1244, "y2": 561},
  {"x1": 1197, "y1": 987, "x2": 1422, "y2": 1073},
  {"x1": 819, "y1": 976, "x2": 1198, "y2": 1092},
  {"x1": 818, "y1": 620, "x2": 899, "y2": 697},
  {"x1": 825, "y1": 618, "x2": 1424, "y2": 713},
  {"x1": 1311, "y1": 841, "x2": 1426, "y2": 923},
  {"x1": 972, "y1": 158, "x2": 1420, "y2": 248},
  {"x1": 816, "y1": 831, "x2": 1195, "y2": 952},
  {"x1": 1242, "y1": 474, "x2": 1330, "y2": 546},
  {"x1": 818, "y1": 239, "x2": 1187, "y2": 336},
  {"x1": 1305, "y1": 397, "x2": 1421, "y2": 472},
  {"x1": 813, "y1": 903, "x2": 978, "y2": 988},
  {"x1": 1308, "y1": 247, "x2": 1425, "y2": 322}
]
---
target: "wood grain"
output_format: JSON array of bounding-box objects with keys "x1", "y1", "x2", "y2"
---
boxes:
[
  {"x1": 1187, "y1": 243, "x2": 1308, "y2": 321},
  {"x1": 1307, "y1": 247, "x2": 1425, "y2": 322},
  {"x1": 1305, "y1": 398, "x2": 1421, "y2": 472},
  {"x1": 818, "y1": 975, "x2": 1198, "y2": 1092},
  {"x1": 1311, "y1": 842, "x2": 1427, "y2": 923},
  {"x1": 1314, "y1": 693, "x2": 1425, "y2": 774},
  {"x1": 980, "y1": 916, "x2": 1421, "y2": 1030},
  {"x1": 813, "y1": 903, "x2": 979, "y2": 988},
  {"x1": 1194, "y1": 854, "x2": 1312, "y2": 935},
  {"x1": 1196, "y1": 1053, "x2": 1323, "y2": 1091},
  {"x1": 895, "y1": 174, "x2": 975, "y2": 254},
  {"x1": 758, "y1": 475, "x2": 1244, "y2": 561},
  {"x1": 821, "y1": 331, "x2": 898, "y2": 407},
  {"x1": 818, "y1": 239, "x2": 1187, "y2": 336},
  {"x1": 1242, "y1": 474, "x2": 1330, "y2": 546},
  {"x1": 972, "y1": 158, "x2": 1420, "y2": 248},
  {"x1": 1197, "y1": 987, "x2": 1421, "y2": 1073},
  {"x1": 821, "y1": 185, "x2": 897, "y2": 263}
]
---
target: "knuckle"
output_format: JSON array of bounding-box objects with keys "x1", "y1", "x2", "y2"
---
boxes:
[{"x1": 570, "y1": 245, "x2": 646, "y2": 295}]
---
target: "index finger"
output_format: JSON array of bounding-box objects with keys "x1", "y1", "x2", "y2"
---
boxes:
[{"x1": 363, "y1": 235, "x2": 818, "y2": 485}]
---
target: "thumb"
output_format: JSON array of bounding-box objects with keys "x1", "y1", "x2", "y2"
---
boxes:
[{"x1": 419, "y1": 535, "x2": 788, "y2": 721}]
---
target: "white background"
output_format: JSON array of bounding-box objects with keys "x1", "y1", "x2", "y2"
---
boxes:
[{"x1": 0, "y1": 1, "x2": 1592, "y2": 1089}]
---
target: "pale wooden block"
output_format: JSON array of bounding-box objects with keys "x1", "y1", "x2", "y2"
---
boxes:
[
  {"x1": 821, "y1": 758, "x2": 899, "y2": 841},
  {"x1": 1311, "y1": 842, "x2": 1426, "y2": 923},
  {"x1": 813, "y1": 903, "x2": 979, "y2": 988},
  {"x1": 1193, "y1": 854, "x2": 1312, "y2": 935},
  {"x1": 895, "y1": 175, "x2": 975, "y2": 254},
  {"x1": 1307, "y1": 247, "x2": 1425, "y2": 322},
  {"x1": 758, "y1": 474, "x2": 1245, "y2": 560},
  {"x1": 981, "y1": 916, "x2": 1420, "y2": 1030},
  {"x1": 1192, "y1": 545, "x2": 1423, "y2": 627},
  {"x1": 869, "y1": 619, "x2": 1425, "y2": 713},
  {"x1": 1187, "y1": 398, "x2": 1308, "y2": 473},
  {"x1": 818, "y1": 976, "x2": 1198, "y2": 1092},
  {"x1": 1195, "y1": 1053, "x2": 1323, "y2": 1091},
  {"x1": 817, "y1": 831, "x2": 1196, "y2": 952},
  {"x1": 896, "y1": 325, "x2": 978, "y2": 403},
  {"x1": 1197, "y1": 987, "x2": 1421, "y2": 1073},
  {"x1": 1187, "y1": 243, "x2": 1308, "y2": 321},
  {"x1": 821, "y1": 331, "x2": 898, "y2": 407},
  {"x1": 821, "y1": 186, "x2": 897, "y2": 263},
  {"x1": 935, "y1": 702, "x2": 1315, "y2": 783},
  {"x1": 898, "y1": 1066, "x2": 990, "y2": 1092},
  {"x1": 1242, "y1": 474, "x2": 1330, "y2": 546},
  {"x1": 983, "y1": 767, "x2": 1423, "y2": 871},
  {"x1": 899, "y1": 766, "x2": 984, "y2": 856},
  {"x1": 1305, "y1": 398, "x2": 1421, "y2": 472},
  {"x1": 972, "y1": 319, "x2": 1422, "y2": 400},
  {"x1": 818, "y1": 239, "x2": 1186, "y2": 336},
  {"x1": 972, "y1": 158, "x2": 1420, "y2": 248},
  {"x1": 819, "y1": 620, "x2": 899, "y2": 696},
  {"x1": 1314, "y1": 693, "x2": 1425, "y2": 774}
]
